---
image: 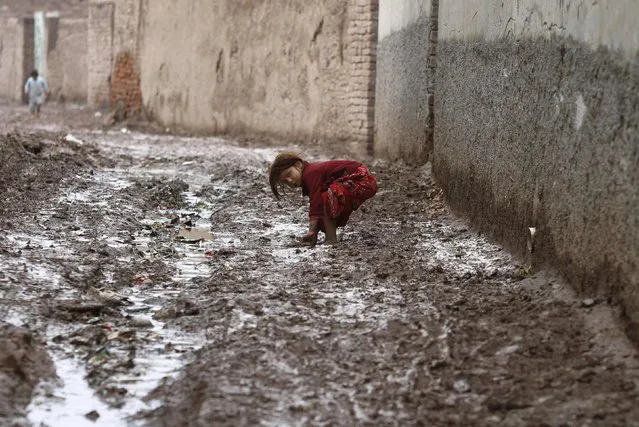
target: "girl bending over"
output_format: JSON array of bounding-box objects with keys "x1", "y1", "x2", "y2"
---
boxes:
[{"x1": 269, "y1": 152, "x2": 377, "y2": 245}]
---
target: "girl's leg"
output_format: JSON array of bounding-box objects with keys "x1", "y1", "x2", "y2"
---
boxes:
[{"x1": 323, "y1": 215, "x2": 337, "y2": 244}]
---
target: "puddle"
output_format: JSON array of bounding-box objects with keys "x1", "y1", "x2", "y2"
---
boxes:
[
  {"x1": 17, "y1": 169, "x2": 212, "y2": 426},
  {"x1": 28, "y1": 357, "x2": 126, "y2": 427}
]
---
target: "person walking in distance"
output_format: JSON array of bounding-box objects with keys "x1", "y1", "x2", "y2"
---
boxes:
[{"x1": 24, "y1": 70, "x2": 48, "y2": 117}]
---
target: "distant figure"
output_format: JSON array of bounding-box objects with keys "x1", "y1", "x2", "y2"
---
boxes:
[
  {"x1": 269, "y1": 152, "x2": 377, "y2": 245},
  {"x1": 24, "y1": 70, "x2": 48, "y2": 116}
]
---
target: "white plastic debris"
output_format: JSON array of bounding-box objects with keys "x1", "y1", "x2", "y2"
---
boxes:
[{"x1": 64, "y1": 134, "x2": 84, "y2": 145}]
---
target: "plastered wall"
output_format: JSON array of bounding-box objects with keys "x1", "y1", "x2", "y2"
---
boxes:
[
  {"x1": 0, "y1": 18, "x2": 25, "y2": 101},
  {"x1": 434, "y1": 0, "x2": 639, "y2": 339},
  {"x1": 136, "y1": 0, "x2": 377, "y2": 146},
  {"x1": 87, "y1": 0, "x2": 114, "y2": 107},
  {"x1": 46, "y1": 18, "x2": 88, "y2": 102}
]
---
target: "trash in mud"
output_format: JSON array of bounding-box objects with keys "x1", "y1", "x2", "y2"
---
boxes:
[
  {"x1": 64, "y1": 134, "x2": 84, "y2": 146},
  {"x1": 153, "y1": 298, "x2": 200, "y2": 320},
  {"x1": 85, "y1": 410, "x2": 100, "y2": 421},
  {"x1": 176, "y1": 227, "x2": 213, "y2": 243},
  {"x1": 56, "y1": 301, "x2": 105, "y2": 314},
  {"x1": 128, "y1": 316, "x2": 154, "y2": 328}
]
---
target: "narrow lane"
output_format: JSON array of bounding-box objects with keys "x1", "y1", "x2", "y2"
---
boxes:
[{"x1": 0, "y1": 112, "x2": 637, "y2": 426}]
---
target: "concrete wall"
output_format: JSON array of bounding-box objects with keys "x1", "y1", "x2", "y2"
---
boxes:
[
  {"x1": 135, "y1": 0, "x2": 377, "y2": 146},
  {"x1": 0, "y1": 0, "x2": 88, "y2": 19},
  {"x1": 434, "y1": 0, "x2": 639, "y2": 339},
  {"x1": 46, "y1": 18, "x2": 88, "y2": 102},
  {"x1": 87, "y1": 0, "x2": 114, "y2": 107},
  {"x1": 0, "y1": 18, "x2": 25, "y2": 101},
  {"x1": 374, "y1": 0, "x2": 436, "y2": 164}
]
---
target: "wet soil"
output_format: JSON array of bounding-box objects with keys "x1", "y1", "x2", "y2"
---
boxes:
[{"x1": 0, "y1": 103, "x2": 638, "y2": 426}]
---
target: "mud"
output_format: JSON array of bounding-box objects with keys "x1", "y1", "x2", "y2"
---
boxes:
[{"x1": 0, "y1": 103, "x2": 638, "y2": 427}]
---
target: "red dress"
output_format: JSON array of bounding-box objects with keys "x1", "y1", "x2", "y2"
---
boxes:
[{"x1": 301, "y1": 160, "x2": 377, "y2": 231}]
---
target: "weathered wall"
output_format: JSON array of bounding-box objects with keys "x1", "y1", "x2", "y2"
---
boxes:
[
  {"x1": 0, "y1": 18, "x2": 25, "y2": 101},
  {"x1": 136, "y1": 0, "x2": 377, "y2": 146},
  {"x1": 374, "y1": 0, "x2": 436, "y2": 163},
  {"x1": 46, "y1": 18, "x2": 88, "y2": 102},
  {"x1": 0, "y1": 0, "x2": 88, "y2": 19},
  {"x1": 87, "y1": 0, "x2": 114, "y2": 107},
  {"x1": 434, "y1": 0, "x2": 639, "y2": 338},
  {"x1": 108, "y1": 0, "x2": 142, "y2": 116}
]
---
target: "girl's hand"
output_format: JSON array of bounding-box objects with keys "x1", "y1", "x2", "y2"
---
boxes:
[{"x1": 299, "y1": 231, "x2": 318, "y2": 245}]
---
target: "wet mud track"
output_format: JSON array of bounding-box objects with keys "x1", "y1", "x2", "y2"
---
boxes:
[{"x1": 0, "y1": 107, "x2": 638, "y2": 426}]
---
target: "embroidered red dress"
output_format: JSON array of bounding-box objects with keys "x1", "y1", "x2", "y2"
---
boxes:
[{"x1": 301, "y1": 160, "x2": 377, "y2": 231}]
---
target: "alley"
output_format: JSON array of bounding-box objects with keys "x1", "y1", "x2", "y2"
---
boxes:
[{"x1": 1, "y1": 105, "x2": 638, "y2": 427}]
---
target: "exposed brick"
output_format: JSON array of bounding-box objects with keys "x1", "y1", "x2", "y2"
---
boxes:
[
  {"x1": 346, "y1": 0, "x2": 377, "y2": 152},
  {"x1": 109, "y1": 50, "x2": 142, "y2": 115}
]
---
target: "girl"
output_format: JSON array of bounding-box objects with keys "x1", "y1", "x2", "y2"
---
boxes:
[{"x1": 269, "y1": 152, "x2": 377, "y2": 245}]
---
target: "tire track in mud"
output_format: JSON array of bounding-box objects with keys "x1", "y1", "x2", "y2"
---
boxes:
[{"x1": 1, "y1": 159, "x2": 205, "y2": 425}]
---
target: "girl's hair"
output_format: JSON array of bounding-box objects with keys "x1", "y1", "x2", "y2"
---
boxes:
[{"x1": 268, "y1": 152, "x2": 305, "y2": 199}]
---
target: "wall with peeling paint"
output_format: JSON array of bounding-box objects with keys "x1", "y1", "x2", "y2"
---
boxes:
[
  {"x1": 47, "y1": 18, "x2": 89, "y2": 102},
  {"x1": 434, "y1": 0, "x2": 639, "y2": 339},
  {"x1": 138, "y1": 0, "x2": 376, "y2": 146},
  {"x1": 0, "y1": 18, "x2": 25, "y2": 101}
]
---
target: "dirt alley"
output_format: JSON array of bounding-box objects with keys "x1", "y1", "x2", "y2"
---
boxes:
[{"x1": 0, "y1": 103, "x2": 638, "y2": 427}]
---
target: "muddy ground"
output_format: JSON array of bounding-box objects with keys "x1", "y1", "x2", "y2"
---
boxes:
[{"x1": 0, "y1": 102, "x2": 638, "y2": 427}]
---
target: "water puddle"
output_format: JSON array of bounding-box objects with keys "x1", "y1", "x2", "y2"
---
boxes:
[
  {"x1": 28, "y1": 357, "x2": 125, "y2": 426},
  {"x1": 19, "y1": 170, "x2": 213, "y2": 426}
]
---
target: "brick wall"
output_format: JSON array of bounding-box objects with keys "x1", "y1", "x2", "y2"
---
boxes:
[
  {"x1": 87, "y1": 0, "x2": 113, "y2": 107},
  {"x1": 347, "y1": 0, "x2": 378, "y2": 152},
  {"x1": 110, "y1": 0, "x2": 142, "y2": 116},
  {"x1": 87, "y1": 0, "x2": 142, "y2": 114},
  {"x1": 110, "y1": 51, "x2": 142, "y2": 117}
]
